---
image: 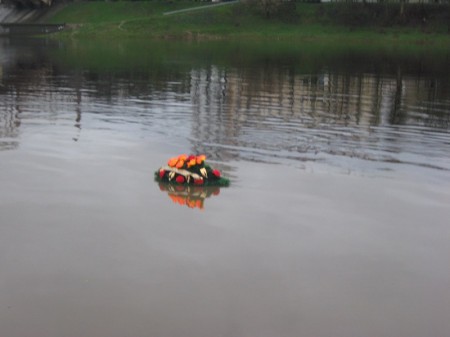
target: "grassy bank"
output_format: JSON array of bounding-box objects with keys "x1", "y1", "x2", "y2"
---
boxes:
[{"x1": 45, "y1": 1, "x2": 450, "y2": 45}]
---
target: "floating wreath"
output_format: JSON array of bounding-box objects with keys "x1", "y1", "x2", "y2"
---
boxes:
[{"x1": 155, "y1": 154, "x2": 230, "y2": 187}]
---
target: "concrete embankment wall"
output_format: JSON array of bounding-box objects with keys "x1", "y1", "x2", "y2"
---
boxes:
[
  {"x1": 0, "y1": 4, "x2": 52, "y2": 23},
  {"x1": 0, "y1": 4, "x2": 65, "y2": 36}
]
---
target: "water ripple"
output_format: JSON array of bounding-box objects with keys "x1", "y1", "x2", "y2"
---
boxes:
[{"x1": 1, "y1": 50, "x2": 450, "y2": 181}]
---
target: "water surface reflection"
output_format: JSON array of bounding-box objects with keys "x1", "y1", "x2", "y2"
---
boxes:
[
  {"x1": 1, "y1": 39, "x2": 449, "y2": 178},
  {"x1": 158, "y1": 183, "x2": 222, "y2": 210}
]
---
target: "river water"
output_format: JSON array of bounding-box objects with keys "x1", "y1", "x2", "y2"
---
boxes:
[{"x1": 1, "y1": 37, "x2": 449, "y2": 337}]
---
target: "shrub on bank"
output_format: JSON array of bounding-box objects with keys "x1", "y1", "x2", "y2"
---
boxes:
[{"x1": 316, "y1": 3, "x2": 450, "y2": 31}]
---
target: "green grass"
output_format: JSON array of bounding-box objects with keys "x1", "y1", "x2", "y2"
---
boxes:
[
  {"x1": 47, "y1": 1, "x2": 213, "y2": 23},
  {"x1": 45, "y1": 1, "x2": 450, "y2": 45}
]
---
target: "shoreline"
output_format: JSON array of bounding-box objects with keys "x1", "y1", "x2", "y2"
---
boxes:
[{"x1": 41, "y1": 2, "x2": 450, "y2": 46}]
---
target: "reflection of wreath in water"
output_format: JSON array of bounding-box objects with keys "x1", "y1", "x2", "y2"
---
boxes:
[
  {"x1": 155, "y1": 154, "x2": 230, "y2": 187},
  {"x1": 158, "y1": 183, "x2": 221, "y2": 210}
]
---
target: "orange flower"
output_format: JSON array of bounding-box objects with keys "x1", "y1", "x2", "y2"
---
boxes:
[
  {"x1": 176, "y1": 160, "x2": 185, "y2": 169},
  {"x1": 168, "y1": 154, "x2": 205, "y2": 170},
  {"x1": 196, "y1": 155, "x2": 206, "y2": 165},
  {"x1": 168, "y1": 157, "x2": 178, "y2": 167}
]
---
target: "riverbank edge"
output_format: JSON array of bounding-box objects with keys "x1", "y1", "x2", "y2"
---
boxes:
[{"x1": 42, "y1": 2, "x2": 450, "y2": 46}]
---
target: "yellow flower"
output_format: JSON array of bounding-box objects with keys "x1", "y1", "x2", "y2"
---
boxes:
[{"x1": 187, "y1": 158, "x2": 197, "y2": 168}]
